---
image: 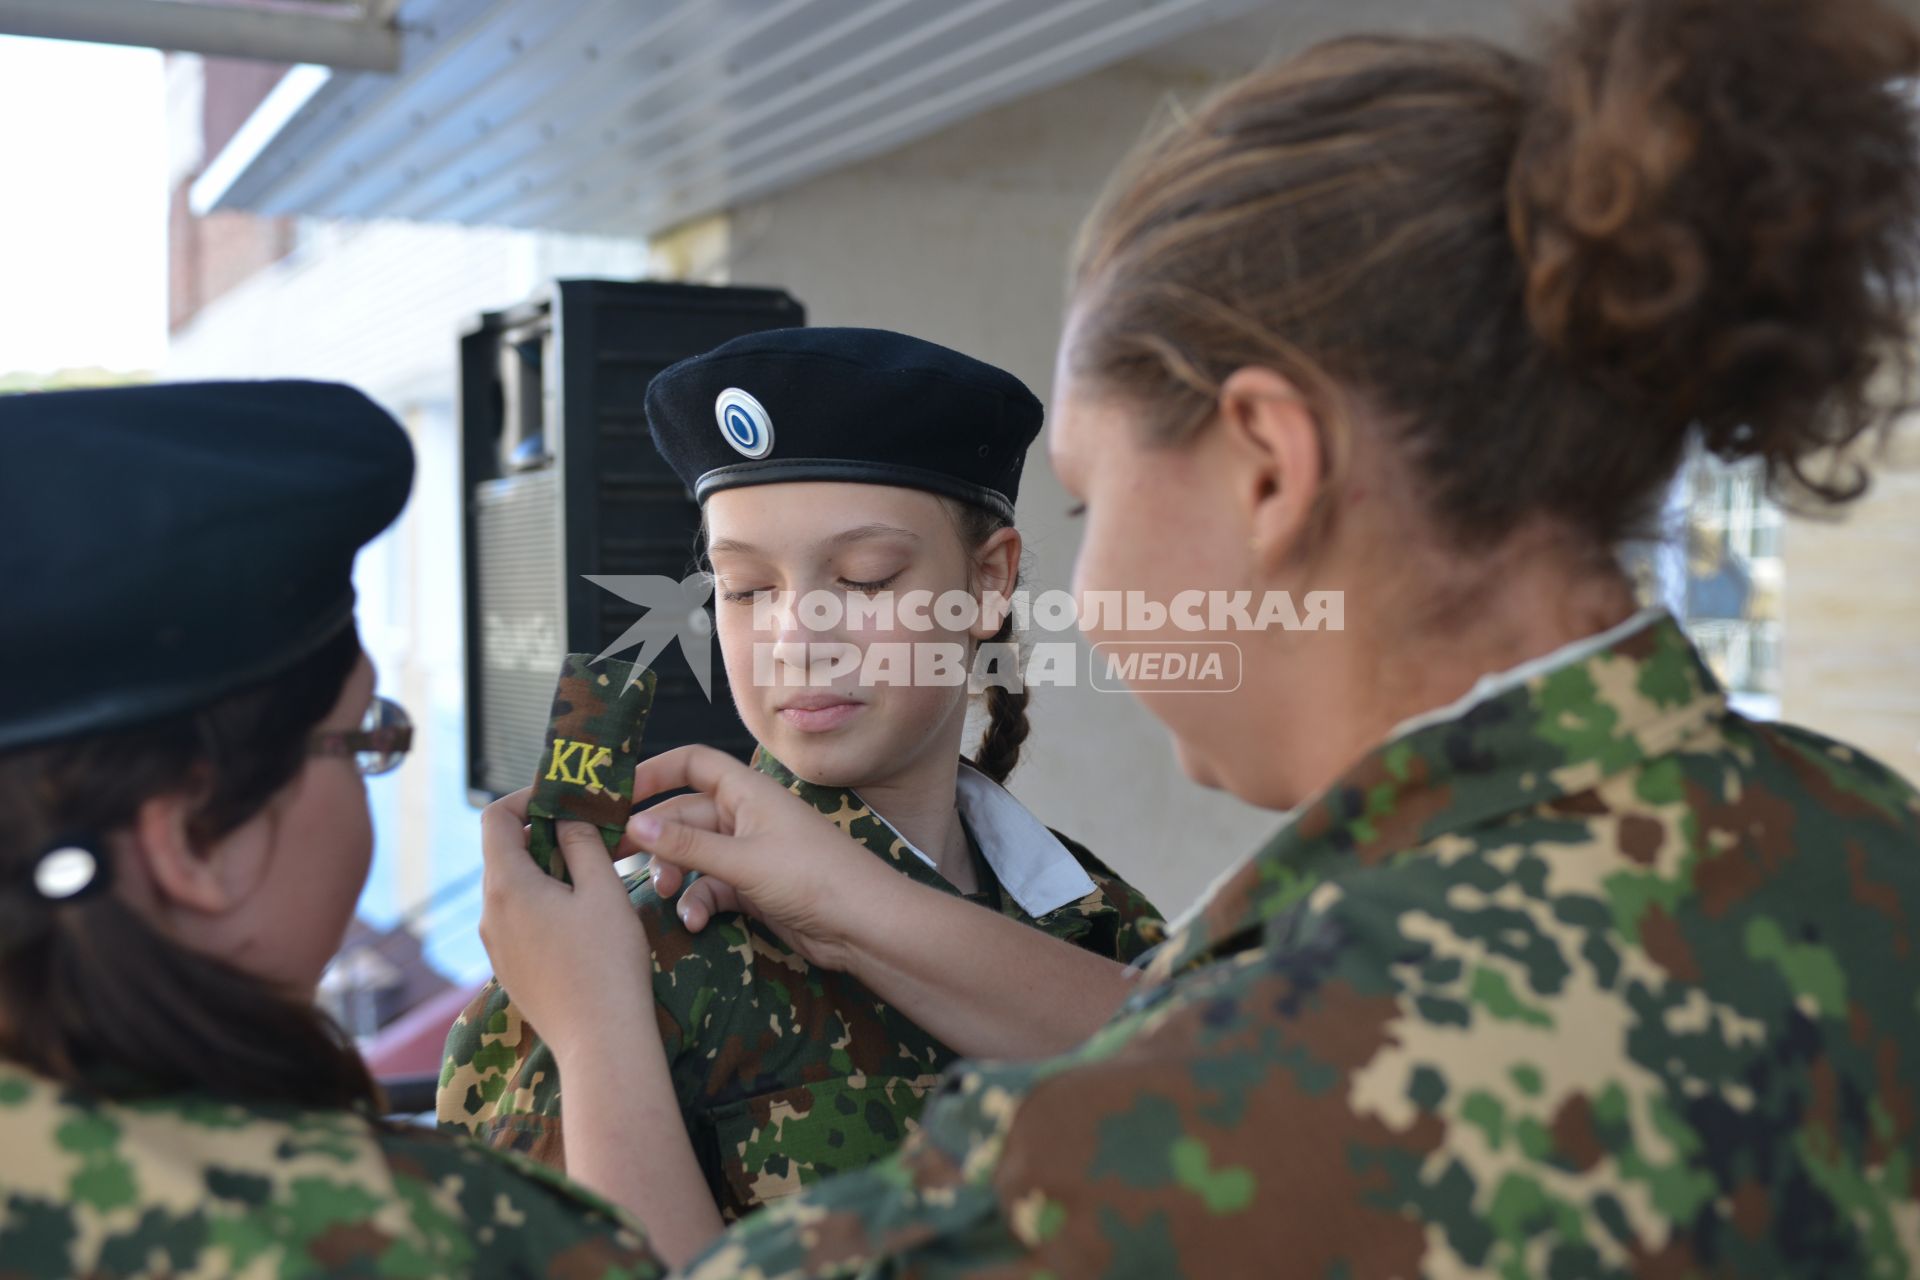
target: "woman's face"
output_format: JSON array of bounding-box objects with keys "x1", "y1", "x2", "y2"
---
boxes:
[
  {"x1": 1049, "y1": 359, "x2": 1309, "y2": 809},
  {"x1": 705, "y1": 483, "x2": 1007, "y2": 790},
  {"x1": 186, "y1": 655, "x2": 379, "y2": 993}
]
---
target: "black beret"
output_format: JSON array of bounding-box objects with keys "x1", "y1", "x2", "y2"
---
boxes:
[
  {"x1": 646, "y1": 327, "x2": 1042, "y2": 522},
  {"x1": 0, "y1": 381, "x2": 413, "y2": 752}
]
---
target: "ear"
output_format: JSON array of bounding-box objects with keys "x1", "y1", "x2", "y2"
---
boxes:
[
  {"x1": 971, "y1": 525, "x2": 1023, "y2": 639},
  {"x1": 1217, "y1": 367, "x2": 1325, "y2": 569},
  {"x1": 129, "y1": 790, "x2": 246, "y2": 916}
]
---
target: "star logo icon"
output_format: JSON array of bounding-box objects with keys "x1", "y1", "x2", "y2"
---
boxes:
[{"x1": 583, "y1": 573, "x2": 716, "y2": 699}]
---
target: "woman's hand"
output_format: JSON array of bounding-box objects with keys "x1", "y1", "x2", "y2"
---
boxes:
[
  {"x1": 479, "y1": 788, "x2": 729, "y2": 1263},
  {"x1": 623, "y1": 745, "x2": 1138, "y2": 1061},
  {"x1": 619, "y1": 746, "x2": 908, "y2": 973},
  {"x1": 477, "y1": 789, "x2": 657, "y2": 1063},
  {"x1": 649, "y1": 859, "x2": 738, "y2": 933}
]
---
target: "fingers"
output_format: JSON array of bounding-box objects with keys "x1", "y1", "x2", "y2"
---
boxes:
[
  {"x1": 649, "y1": 858, "x2": 686, "y2": 899},
  {"x1": 613, "y1": 793, "x2": 722, "y2": 858},
  {"x1": 678, "y1": 878, "x2": 714, "y2": 931},
  {"x1": 631, "y1": 744, "x2": 768, "y2": 813},
  {"x1": 626, "y1": 809, "x2": 735, "y2": 880},
  {"x1": 676, "y1": 876, "x2": 742, "y2": 932},
  {"x1": 478, "y1": 788, "x2": 538, "y2": 952},
  {"x1": 628, "y1": 748, "x2": 806, "y2": 882},
  {"x1": 480, "y1": 788, "x2": 538, "y2": 889},
  {"x1": 492, "y1": 787, "x2": 533, "y2": 823},
  {"x1": 554, "y1": 821, "x2": 624, "y2": 901}
]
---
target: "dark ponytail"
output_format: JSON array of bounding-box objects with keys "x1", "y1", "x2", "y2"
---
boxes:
[
  {"x1": 0, "y1": 625, "x2": 382, "y2": 1110},
  {"x1": 946, "y1": 501, "x2": 1032, "y2": 785}
]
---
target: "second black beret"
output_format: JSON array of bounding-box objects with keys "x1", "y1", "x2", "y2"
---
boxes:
[{"x1": 645, "y1": 327, "x2": 1043, "y2": 522}]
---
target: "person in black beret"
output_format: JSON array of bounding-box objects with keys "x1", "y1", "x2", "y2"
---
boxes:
[
  {"x1": 455, "y1": 327, "x2": 1163, "y2": 1263},
  {"x1": 0, "y1": 381, "x2": 662, "y2": 1278}
]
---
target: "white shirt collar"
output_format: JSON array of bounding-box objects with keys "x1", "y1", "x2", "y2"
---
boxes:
[{"x1": 860, "y1": 764, "x2": 1097, "y2": 918}]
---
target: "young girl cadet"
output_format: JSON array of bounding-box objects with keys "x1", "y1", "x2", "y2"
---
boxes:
[
  {"x1": 0, "y1": 381, "x2": 657, "y2": 1278},
  {"x1": 437, "y1": 328, "x2": 1161, "y2": 1224}
]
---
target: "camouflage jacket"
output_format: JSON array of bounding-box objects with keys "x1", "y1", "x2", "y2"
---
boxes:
[
  {"x1": 438, "y1": 753, "x2": 1163, "y2": 1222},
  {"x1": 0, "y1": 1058, "x2": 662, "y2": 1279},
  {"x1": 670, "y1": 610, "x2": 1920, "y2": 1278}
]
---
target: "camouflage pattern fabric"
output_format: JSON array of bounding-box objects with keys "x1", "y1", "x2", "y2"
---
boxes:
[
  {"x1": 526, "y1": 655, "x2": 656, "y2": 882},
  {"x1": 438, "y1": 752, "x2": 1163, "y2": 1223},
  {"x1": 670, "y1": 611, "x2": 1920, "y2": 1278},
  {"x1": 0, "y1": 1058, "x2": 663, "y2": 1279}
]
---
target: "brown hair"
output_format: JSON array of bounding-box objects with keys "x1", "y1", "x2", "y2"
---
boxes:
[
  {"x1": 0, "y1": 626, "x2": 381, "y2": 1110},
  {"x1": 1068, "y1": 0, "x2": 1920, "y2": 549}
]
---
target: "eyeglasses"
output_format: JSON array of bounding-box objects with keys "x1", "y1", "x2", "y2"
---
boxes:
[{"x1": 309, "y1": 695, "x2": 413, "y2": 776}]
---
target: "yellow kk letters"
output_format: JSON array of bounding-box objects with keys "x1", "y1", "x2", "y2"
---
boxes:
[{"x1": 544, "y1": 737, "x2": 613, "y2": 790}]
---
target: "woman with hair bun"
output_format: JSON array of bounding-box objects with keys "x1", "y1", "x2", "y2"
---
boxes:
[{"x1": 479, "y1": 0, "x2": 1920, "y2": 1274}]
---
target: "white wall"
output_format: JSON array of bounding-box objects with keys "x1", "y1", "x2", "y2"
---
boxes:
[{"x1": 1780, "y1": 426, "x2": 1920, "y2": 790}]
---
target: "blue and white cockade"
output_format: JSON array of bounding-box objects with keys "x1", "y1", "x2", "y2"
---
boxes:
[{"x1": 714, "y1": 387, "x2": 775, "y2": 459}]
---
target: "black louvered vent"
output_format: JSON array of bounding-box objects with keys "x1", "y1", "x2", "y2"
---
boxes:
[{"x1": 460, "y1": 279, "x2": 805, "y2": 802}]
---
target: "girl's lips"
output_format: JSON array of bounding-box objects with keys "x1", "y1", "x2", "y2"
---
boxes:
[{"x1": 776, "y1": 701, "x2": 864, "y2": 733}]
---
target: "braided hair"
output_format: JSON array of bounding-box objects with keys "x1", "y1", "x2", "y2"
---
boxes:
[{"x1": 946, "y1": 501, "x2": 1031, "y2": 785}]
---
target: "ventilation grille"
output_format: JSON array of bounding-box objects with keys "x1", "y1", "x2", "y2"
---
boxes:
[{"x1": 473, "y1": 470, "x2": 566, "y2": 795}]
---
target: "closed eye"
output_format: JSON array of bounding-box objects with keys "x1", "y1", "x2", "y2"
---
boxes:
[{"x1": 841, "y1": 573, "x2": 901, "y2": 596}]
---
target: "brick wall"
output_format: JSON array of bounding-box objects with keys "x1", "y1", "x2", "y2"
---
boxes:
[{"x1": 166, "y1": 56, "x2": 294, "y2": 332}]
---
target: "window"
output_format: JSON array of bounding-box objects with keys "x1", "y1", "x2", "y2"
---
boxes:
[
  {"x1": 1625, "y1": 448, "x2": 1783, "y2": 717},
  {"x1": 1675, "y1": 452, "x2": 1784, "y2": 716}
]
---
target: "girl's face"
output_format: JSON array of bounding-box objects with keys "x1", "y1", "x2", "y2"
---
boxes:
[
  {"x1": 705, "y1": 483, "x2": 1012, "y2": 790},
  {"x1": 249, "y1": 655, "x2": 380, "y2": 990},
  {"x1": 149, "y1": 656, "x2": 379, "y2": 994}
]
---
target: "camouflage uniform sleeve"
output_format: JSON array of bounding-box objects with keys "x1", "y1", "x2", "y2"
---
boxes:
[
  {"x1": 371, "y1": 1122, "x2": 669, "y2": 1279},
  {"x1": 677, "y1": 943, "x2": 1330, "y2": 1279},
  {"x1": 436, "y1": 873, "x2": 694, "y2": 1169},
  {"x1": 1053, "y1": 830, "x2": 1167, "y2": 964},
  {"x1": 435, "y1": 975, "x2": 572, "y2": 1163},
  {"x1": 0, "y1": 1063, "x2": 667, "y2": 1279}
]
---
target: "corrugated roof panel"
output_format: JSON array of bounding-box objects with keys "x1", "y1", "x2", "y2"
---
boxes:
[
  {"x1": 384, "y1": 0, "x2": 838, "y2": 225},
  {"x1": 202, "y1": 0, "x2": 1267, "y2": 236}
]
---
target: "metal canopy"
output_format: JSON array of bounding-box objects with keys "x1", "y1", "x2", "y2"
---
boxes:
[
  {"x1": 0, "y1": 0, "x2": 401, "y2": 71},
  {"x1": 191, "y1": 0, "x2": 1266, "y2": 237}
]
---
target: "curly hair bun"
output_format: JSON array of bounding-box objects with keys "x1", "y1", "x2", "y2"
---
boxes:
[{"x1": 1513, "y1": 0, "x2": 1920, "y2": 499}]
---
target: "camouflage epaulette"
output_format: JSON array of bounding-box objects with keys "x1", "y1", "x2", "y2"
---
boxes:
[{"x1": 525, "y1": 655, "x2": 656, "y2": 882}]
